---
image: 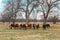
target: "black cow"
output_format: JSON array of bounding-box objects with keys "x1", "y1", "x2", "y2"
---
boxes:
[
  {"x1": 46, "y1": 24, "x2": 50, "y2": 28},
  {"x1": 32, "y1": 24, "x2": 36, "y2": 29},
  {"x1": 43, "y1": 24, "x2": 50, "y2": 29},
  {"x1": 22, "y1": 24, "x2": 27, "y2": 30}
]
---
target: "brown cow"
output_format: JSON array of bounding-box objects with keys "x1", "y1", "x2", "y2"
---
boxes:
[
  {"x1": 10, "y1": 24, "x2": 15, "y2": 29},
  {"x1": 27, "y1": 24, "x2": 32, "y2": 29},
  {"x1": 19, "y1": 24, "x2": 23, "y2": 29},
  {"x1": 10, "y1": 24, "x2": 19, "y2": 29},
  {"x1": 15, "y1": 24, "x2": 19, "y2": 29},
  {"x1": 36, "y1": 24, "x2": 39, "y2": 29}
]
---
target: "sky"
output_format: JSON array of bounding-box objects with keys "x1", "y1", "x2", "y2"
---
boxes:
[
  {"x1": 0, "y1": 0, "x2": 8, "y2": 18},
  {"x1": 0, "y1": 0, "x2": 3, "y2": 12},
  {"x1": 0, "y1": 0, "x2": 39, "y2": 18},
  {"x1": 0, "y1": 0, "x2": 7, "y2": 13},
  {"x1": 0, "y1": 0, "x2": 60, "y2": 20}
]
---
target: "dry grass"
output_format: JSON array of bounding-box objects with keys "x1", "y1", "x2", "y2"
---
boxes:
[{"x1": 0, "y1": 22, "x2": 60, "y2": 40}]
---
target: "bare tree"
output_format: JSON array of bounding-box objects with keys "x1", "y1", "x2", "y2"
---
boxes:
[
  {"x1": 37, "y1": 0, "x2": 60, "y2": 25},
  {"x1": 4, "y1": 0, "x2": 21, "y2": 24},
  {"x1": 19, "y1": 0, "x2": 39, "y2": 24},
  {"x1": 4, "y1": 0, "x2": 39, "y2": 24}
]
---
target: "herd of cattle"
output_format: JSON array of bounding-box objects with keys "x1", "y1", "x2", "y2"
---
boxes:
[{"x1": 10, "y1": 23, "x2": 50, "y2": 30}]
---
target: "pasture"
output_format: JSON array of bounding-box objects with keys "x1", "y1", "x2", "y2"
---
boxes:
[{"x1": 0, "y1": 22, "x2": 60, "y2": 40}]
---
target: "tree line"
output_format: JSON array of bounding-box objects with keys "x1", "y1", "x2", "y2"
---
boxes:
[{"x1": 1, "y1": 0, "x2": 60, "y2": 25}]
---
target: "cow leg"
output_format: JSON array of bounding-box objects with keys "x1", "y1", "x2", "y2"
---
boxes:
[
  {"x1": 25, "y1": 27, "x2": 27, "y2": 30},
  {"x1": 43, "y1": 25, "x2": 46, "y2": 29},
  {"x1": 33, "y1": 26, "x2": 35, "y2": 29},
  {"x1": 19, "y1": 27, "x2": 21, "y2": 29},
  {"x1": 24, "y1": 26, "x2": 27, "y2": 30},
  {"x1": 10, "y1": 26, "x2": 12, "y2": 29}
]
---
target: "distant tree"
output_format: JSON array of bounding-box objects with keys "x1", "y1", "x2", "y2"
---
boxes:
[
  {"x1": 1, "y1": 12, "x2": 11, "y2": 23},
  {"x1": 4, "y1": 0, "x2": 21, "y2": 24},
  {"x1": 37, "y1": 0, "x2": 60, "y2": 25},
  {"x1": 48, "y1": 13, "x2": 59, "y2": 24},
  {"x1": 52, "y1": 15, "x2": 58, "y2": 24}
]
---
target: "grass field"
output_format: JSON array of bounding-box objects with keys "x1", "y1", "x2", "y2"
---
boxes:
[{"x1": 0, "y1": 22, "x2": 60, "y2": 40}]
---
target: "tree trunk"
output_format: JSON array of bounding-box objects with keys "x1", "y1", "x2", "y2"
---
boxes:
[
  {"x1": 42, "y1": 18, "x2": 47, "y2": 29},
  {"x1": 26, "y1": 14, "x2": 29, "y2": 24},
  {"x1": 12, "y1": 14, "x2": 16, "y2": 24},
  {"x1": 43, "y1": 18, "x2": 47, "y2": 25}
]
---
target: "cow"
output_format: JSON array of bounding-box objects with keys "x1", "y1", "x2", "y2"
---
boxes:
[
  {"x1": 32, "y1": 24, "x2": 36, "y2": 29},
  {"x1": 43, "y1": 24, "x2": 50, "y2": 29},
  {"x1": 15, "y1": 24, "x2": 19, "y2": 29},
  {"x1": 27, "y1": 24, "x2": 32, "y2": 29},
  {"x1": 43, "y1": 24, "x2": 46, "y2": 29},
  {"x1": 36, "y1": 24, "x2": 39, "y2": 29},
  {"x1": 22, "y1": 24, "x2": 27, "y2": 30},
  {"x1": 10, "y1": 23, "x2": 15, "y2": 29},
  {"x1": 19, "y1": 24, "x2": 23, "y2": 29},
  {"x1": 46, "y1": 24, "x2": 50, "y2": 28},
  {"x1": 10, "y1": 23, "x2": 19, "y2": 29}
]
